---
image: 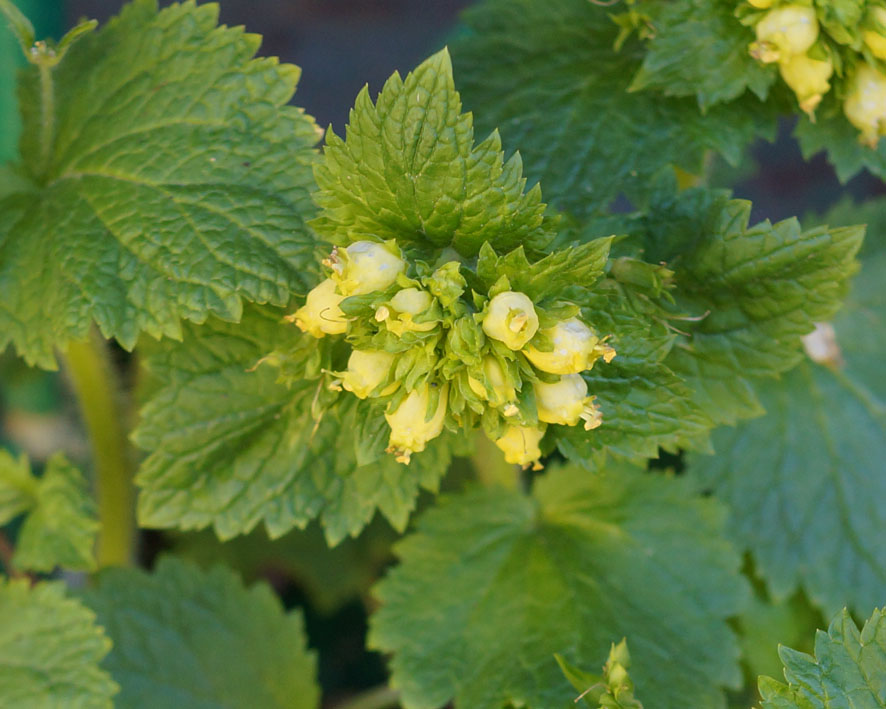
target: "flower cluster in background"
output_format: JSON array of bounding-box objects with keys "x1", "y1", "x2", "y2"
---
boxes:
[{"x1": 290, "y1": 240, "x2": 615, "y2": 468}]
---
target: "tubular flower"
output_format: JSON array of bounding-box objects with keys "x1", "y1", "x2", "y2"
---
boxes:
[
  {"x1": 329, "y1": 240, "x2": 405, "y2": 296},
  {"x1": 494, "y1": 424, "x2": 546, "y2": 469},
  {"x1": 467, "y1": 356, "x2": 517, "y2": 410},
  {"x1": 779, "y1": 52, "x2": 833, "y2": 116},
  {"x1": 385, "y1": 383, "x2": 448, "y2": 463},
  {"x1": 377, "y1": 287, "x2": 437, "y2": 336},
  {"x1": 290, "y1": 279, "x2": 347, "y2": 337},
  {"x1": 864, "y1": 7, "x2": 886, "y2": 60},
  {"x1": 524, "y1": 317, "x2": 615, "y2": 374},
  {"x1": 534, "y1": 374, "x2": 603, "y2": 430},
  {"x1": 750, "y1": 5, "x2": 818, "y2": 63},
  {"x1": 844, "y1": 63, "x2": 886, "y2": 146},
  {"x1": 481, "y1": 291, "x2": 539, "y2": 350},
  {"x1": 341, "y1": 350, "x2": 397, "y2": 399}
]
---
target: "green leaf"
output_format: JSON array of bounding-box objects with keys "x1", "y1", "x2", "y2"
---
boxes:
[
  {"x1": 0, "y1": 578, "x2": 117, "y2": 707},
  {"x1": 0, "y1": 447, "x2": 37, "y2": 524},
  {"x1": 81, "y1": 556, "x2": 319, "y2": 709},
  {"x1": 0, "y1": 0, "x2": 320, "y2": 368},
  {"x1": 688, "y1": 199, "x2": 886, "y2": 614},
  {"x1": 631, "y1": 0, "x2": 776, "y2": 108},
  {"x1": 0, "y1": 0, "x2": 35, "y2": 55},
  {"x1": 369, "y1": 462, "x2": 748, "y2": 709},
  {"x1": 311, "y1": 48, "x2": 553, "y2": 258},
  {"x1": 451, "y1": 0, "x2": 776, "y2": 218},
  {"x1": 758, "y1": 608, "x2": 886, "y2": 708},
  {"x1": 13, "y1": 452, "x2": 99, "y2": 572},
  {"x1": 133, "y1": 304, "x2": 455, "y2": 545}
]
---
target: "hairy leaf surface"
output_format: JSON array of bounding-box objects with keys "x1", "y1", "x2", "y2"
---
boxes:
[
  {"x1": 0, "y1": 579, "x2": 116, "y2": 707},
  {"x1": 133, "y1": 305, "x2": 454, "y2": 544},
  {"x1": 759, "y1": 608, "x2": 886, "y2": 708},
  {"x1": 0, "y1": 0, "x2": 319, "y2": 368},
  {"x1": 370, "y1": 463, "x2": 748, "y2": 709},
  {"x1": 451, "y1": 0, "x2": 775, "y2": 217},
  {"x1": 81, "y1": 556, "x2": 318, "y2": 709}
]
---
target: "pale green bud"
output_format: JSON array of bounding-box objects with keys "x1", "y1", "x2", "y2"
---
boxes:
[
  {"x1": 750, "y1": 6, "x2": 818, "y2": 63},
  {"x1": 385, "y1": 383, "x2": 448, "y2": 463},
  {"x1": 341, "y1": 349, "x2": 397, "y2": 399},
  {"x1": 534, "y1": 374, "x2": 603, "y2": 430},
  {"x1": 525, "y1": 317, "x2": 615, "y2": 374},
  {"x1": 331, "y1": 240, "x2": 405, "y2": 296},
  {"x1": 290, "y1": 278, "x2": 347, "y2": 337},
  {"x1": 494, "y1": 424, "x2": 546, "y2": 468},
  {"x1": 467, "y1": 356, "x2": 517, "y2": 409},
  {"x1": 844, "y1": 63, "x2": 886, "y2": 146},
  {"x1": 377, "y1": 287, "x2": 437, "y2": 336},
  {"x1": 481, "y1": 291, "x2": 539, "y2": 350}
]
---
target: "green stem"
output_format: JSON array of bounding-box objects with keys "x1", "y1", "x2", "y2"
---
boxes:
[
  {"x1": 37, "y1": 58, "x2": 54, "y2": 177},
  {"x1": 62, "y1": 331, "x2": 135, "y2": 567},
  {"x1": 335, "y1": 686, "x2": 400, "y2": 709},
  {"x1": 472, "y1": 430, "x2": 519, "y2": 490}
]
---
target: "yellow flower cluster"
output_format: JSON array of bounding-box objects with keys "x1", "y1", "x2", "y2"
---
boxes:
[
  {"x1": 746, "y1": 1, "x2": 886, "y2": 145},
  {"x1": 290, "y1": 240, "x2": 615, "y2": 468}
]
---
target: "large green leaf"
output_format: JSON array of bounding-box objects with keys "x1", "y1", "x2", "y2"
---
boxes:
[
  {"x1": 0, "y1": 578, "x2": 117, "y2": 707},
  {"x1": 369, "y1": 463, "x2": 748, "y2": 709},
  {"x1": 133, "y1": 304, "x2": 455, "y2": 545},
  {"x1": 81, "y1": 556, "x2": 318, "y2": 709},
  {"x1": 759, "y1": 608, "x2": 886, "y2": 708},
  {"x1": 688, "y1": 197, "x2": 885, "y2": 615},
  {"x1": 312, "y1": 48, "x2": 553, "y2": 258},
  {"x1": 0, "y1": 0, "x2": 319, "y2": 368},
  {"x1": 450, "y1": 0, "x2": 776, "y2": 218}
]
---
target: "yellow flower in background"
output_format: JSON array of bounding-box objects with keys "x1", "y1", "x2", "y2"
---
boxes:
[
  {"x1": 779, "y1": 52, "x2": 833, "y2": 117},
  {"x1": 750, "y1": 5, "x2": 818, "y2": 63},
  {"x1": 844, "y1": 62, "x2": 886, "y2": 146}
]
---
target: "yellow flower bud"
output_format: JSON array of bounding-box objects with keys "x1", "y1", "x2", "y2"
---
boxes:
[
  {"x1": 534, "y1": 374, "x2": 602, "y2": 430},
  {"x1": 378, "y1": 288, "x2": 437, "y2": 335},
  {"x1": 385, "y1": 383, "x2": 448, "y2": 463},
  {"x1": 778, "y1": 52, "x2": 833, "y2": 116},
  {"x1": 524, "y1": 317, "x2": 614, "y2": 374},
  {"x1": 864, "y1": 8, "x2": 886, "y2": 60},
  {"x1": 750, "y1": 5, "x2": 818, "y2": 63},
  {"x1": 481, "y1": 291, "x2": 539, "y2": 350},
  {"x1": 494, "y1": 424, "x2": 546, "y2": 468},
  {"x1": 341, "y1": 350, "x2": 397, "y2": 399},
  {"x1": 333, "y1": 241, "x2": 405, "y2": 296},
  {"x1": 290, "y1": 279, "x2": 347, "y2": 337},
  {"x1": 467, "y1": 356, "x2": 517, "y2": 408},
  {"x1": 844, "y1": 63, "x2": 886, "y2": 146}
]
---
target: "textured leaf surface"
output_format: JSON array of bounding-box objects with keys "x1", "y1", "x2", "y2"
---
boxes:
[
  {"x1": 451, "y1": 0, "x2": 775, "y2": 218},
  {"x1": 0, "y1": 0, "x2": 319, "y2": 368},
  {"x1": 0, "y1": 447, "x2": 36, "y2": 524},
  {"x1": 14, "y1": 452, "x2": 98, "y2": 572},
  {"x1": 81, "y1": 556, "x2": 318, "y2": 709},
  {"x1": 133, "y1": 304, "x2": 454, "y2": 544},
  {"x1": 688, "y1": 198, "x2": 886, "y2": 614},
  {"x1": 759, "y1": 608, "x2": 886, "y2": 708},
  {"x1": 369, "y1": 463, "x2": 748, "y2": 709},
  {"x1": 632, "y1": 0, "x2": 775, "y2": 108},
  {"x1": 0, "y1": 579, "x2": 116, "y2": 707},
  {"x1": 312, "y1": 48, "x2": 552, "y2": 258}
]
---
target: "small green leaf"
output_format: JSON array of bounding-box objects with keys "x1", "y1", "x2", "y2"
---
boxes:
[
  {"x1": 0, "y1": 578, "x2": 117, "y2": 707},
  {"x1": 13, "y1": 452, "x2": 99, "y2": 573},
  {"x1": 0, "y1": 0, "x2": 320, "y2": 368},
  {"x1": 81, "y1": 556, "x2": 319, "y2": 709},
  {"x1": 369, "y1": 462, "x2": 748, "y2": 709},
  {"x1": 557, "y1": 639, "x2": 644, "y2": 708},
  {"x1": 759, "y1": 608, "x2": 886, "y2": 708},
  {"x1": 312, "y1": 48, "x2": 554, "y2": 258},
  {"x1": 0, "y1": 447, "x2": 37, "y2": 524},
  {"x1": 0, "y1": 0, "x2": 35, "y2": 55}
]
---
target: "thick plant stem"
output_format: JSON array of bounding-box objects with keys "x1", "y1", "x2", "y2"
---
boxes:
[
  {"x1": 63, "y1": 331, "x2": 135, "y2": 567},
  {"x1": 37, "y1": 59, "x2": 55, "y2": 177},
  {"x1": 472, "y1": 430, "x2": 519, "y2": 490},
  {"x1": 335, "y1": 686, "x2": 400, "y2": 709}
]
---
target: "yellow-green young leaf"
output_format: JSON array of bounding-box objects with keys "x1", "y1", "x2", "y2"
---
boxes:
[
  {"x1": 0, "y1": 447, "x2": 37, "y2": 524},
  {"x1": 369, "y1": 463, "x2": 748, "y2": 709},
  {"x1": 133, "y1": 304, "x2": 455, "y2": 545},
  {"x1": 556, "y1": 639, "x2": 644, "y2": 708},
  {"x1": 450, "y1": 0, "x2": 776, "y2": 218},
  {"x1": 0, "y1": 579, "x2": 117, "y2": 707},
  {"x1": 311, "y1": 48, "x2": 554, "y2": 259},
  {"x1": 759, "y1": 608, "x2": 886, "y2": 708},
  {"x1": 13, "y1": 452, "x2": 99, "y2": 572},
  {"x1": 0, "y1": 0, "x2": 320, "y2": 369},
  {"x1": 81, "y1": 556, "x2": 319, "y2": 709},
  {"x1": 688, "y1": 198, "x2": 886, "y2": 615}
]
